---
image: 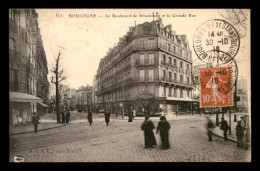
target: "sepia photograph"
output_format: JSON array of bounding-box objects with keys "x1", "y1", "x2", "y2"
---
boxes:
[{"x1": 9, "y1": 8, "x2": 251, "y2": 162}]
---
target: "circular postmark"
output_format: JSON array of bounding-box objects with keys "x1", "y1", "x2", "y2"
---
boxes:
[
  {"x1": 192, "y1": 50, "x2": 238, "y2": 103},
  {"x1": 193, "y1": 19, "x2": 240, "y2": 64}
]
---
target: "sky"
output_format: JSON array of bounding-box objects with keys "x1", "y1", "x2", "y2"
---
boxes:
[{"x1": 35, "y1": 9, "x2": 250, "y2": 96}]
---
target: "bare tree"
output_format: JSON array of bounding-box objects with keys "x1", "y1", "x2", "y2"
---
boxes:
[{"x1": 50, "y1": 48, "x2": 66, "y2": 123}]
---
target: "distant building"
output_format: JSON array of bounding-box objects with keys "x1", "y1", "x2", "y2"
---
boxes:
[
  {"x1": 236, "y1": 77, "x2": 248, "y2": 112},
  {"x1": 95, "y1": 19, "x2": 198, "y2": 116}
]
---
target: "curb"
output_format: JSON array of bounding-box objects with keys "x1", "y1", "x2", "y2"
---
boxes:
[
  {"x1": 9, "y1": 123, "x2": 68, "y2": 136},
  {"x1": 210, "y1": 130, "x2": 237, "y2": 143}
]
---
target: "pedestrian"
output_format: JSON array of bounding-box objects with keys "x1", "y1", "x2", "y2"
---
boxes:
[
  {"x1": 133, "y1": 108, "x2": 136, "y2": 120},
  {"x1": 175, "y1": 110, "x2": 178, "y2": 117},
  {"x1": 206, "y1": 117, "x2": 215, "y2": 141},
  {"x1": 220, "y1": 117, "x2": 229, "y2": 141},
  {"x1": 66, "y1": 108, "x2": 70, "y2": 123},
  {"x1": 61, "y1": 108, "x2": 65, "y2": 123},
  {"x1": 236, "y1": 120, "x2": 244, "y2": 147},
  {"x1": 141, "y1": 115, "x2": 157, "y2": 148},
  {"x1": 32, "y1": 112, "x2": 40, "y2": 133},
  {"x1": 87, "y1": 107, "x2": 93, "y2": 125},
  {"x1": 104, "y1": 111, "x2": 110, "y2": 126},
  {"x1": 128, "y1": 107, "x2": 133, "y2": 122},
  {"x1": 156, "y1": 116, "x2": 171, "y2": 149}
]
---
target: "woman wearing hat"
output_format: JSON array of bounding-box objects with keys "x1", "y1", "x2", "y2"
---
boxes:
[
  {"x1": 156, "y1": 116, "x2": 171, "y2": 149},
  {"x1": 141, "y1": 115, "x2": 157, "y2": 148}
]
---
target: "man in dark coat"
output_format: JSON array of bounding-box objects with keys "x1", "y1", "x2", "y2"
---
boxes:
[
  {"x1": 61, "y1": 108, "x2": 65, "y2": 123},
  {"x1": 156, "y1": 116, "x2": 171, "y2": 149},
  {"x1": 236, "y1": 121, "x2": 244, "y2": 147},
  {"x1": 141, "y1": 115, "x2": 157, "y2": 148},
  {"x1": 220, "y1": 117, "x2": 229, "y2": 141},
  {"x1": 66, "y1": 108, "x2": 70, "y2": 123},
  {"x1": 206, "y1": 117, "x2": 215, "y2": 141},
  {"x1": 104, "y1": 111, "x2": 110, "y2": 126},
  {"x1": 32, "y1": 113, "x2": 40, "y2": 133},
  {"x1": 128, "y1": 107, "x2": 133, "y2": 122},
  {"x1": 87, "y1": 108, "x2": 93, "y2": 125}
]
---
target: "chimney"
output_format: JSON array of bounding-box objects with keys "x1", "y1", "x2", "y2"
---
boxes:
[{"x1": 166, "y1": 24, "x2": 172, "y2": 31}]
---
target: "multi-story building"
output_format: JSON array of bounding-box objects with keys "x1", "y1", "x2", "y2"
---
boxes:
[
  {"x1": 9, "y1": 9, "x2": 49, "y2": 125},
  {"x1": 92, "y1": 74, "x2": 98, "y2": 112},
  {"x1": 75, "y1": 86, "x2": 93, "y2": 112},
  {"x1": 95, "y1": 19, "x2": 198, "y2": 116}
]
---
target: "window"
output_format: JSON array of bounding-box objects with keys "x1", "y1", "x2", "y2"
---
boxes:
[
  {"x1": 174, "y1": 73, "x2": 177, "y2": 81},
  {"x1": 140, "y1": 70, "x2": 145, "y2": 81},
  {"x1": 148, "y1": 39, "x2": 154, "y2": 48},
  {"x1": 180, "y1": 89, "x2": 183, "y2": 98},
  {"x1": 174, "y1": 88, "x2": 177, "y2": 97},
  {"x1": 173, "y1": 46, "x2": 176, "y2": 54},
  {"x1": 180, "y1": 75, "x2": 183, "y2": 83},
  {"x1": 162, "y1": 70, "x2": 166, "y2": 78},
  {"x1": 148, "y1": 54, "x2": 154, "y2": 64},
  {"x1": 162, "y1": 54, "x2": 166, "y2": 63},
  {"x1": 187, "y1": 77, "x2": 190, "y2": 84},
  {"x1": 169, "y1": 72, "x2": 172, "y2": 81},
  {"x1": 174, "y1": 59, "x2": 177, "y2": 66},
  {"x1": 169, "y1": 87, "x2": 172, "y2": 97},
  {"x1": 180, "y1": 61, "x2": 183, "y2": 68},
  {"x1": 140, "y1": 54, "x2": 145, "y2": 64},
  {"x1": 168, "y1": 43, "x2": 171, "y2": 52},
  {"x1": 187, "y1": 64, "x2": 189, "y2": 71},
  {"x1": 163, "y1": 87, "x2": 166, "y2": 96},
  {"x1": 169, "y1": 57, "x2": 172, "y2": 64},
  {"x1": 187, "y1": 90, "x2": 190, "y2": 97},
  {"x1": 149, "y1": 70, "x2": 154, "y2": 81},
  {"x1": 139, "y1": 40, "x2": 145, "y2": 49},
  {"x1": 180, "y1": 49, "x2": 182, "y2": 57},
  {"x1": 9, "y1": 69, "x2": 18, "y2": 91}
]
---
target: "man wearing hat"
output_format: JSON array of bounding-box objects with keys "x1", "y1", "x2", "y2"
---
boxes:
[
  {"x1": 220, "y1": 117, "x2": 229, "y2": 141},
  {"x1": 156, "y1": 116, "x2": 171, "y2": 149},
  {"x1": 206, "y1": 116, "x2": 215, "y2": 141}
]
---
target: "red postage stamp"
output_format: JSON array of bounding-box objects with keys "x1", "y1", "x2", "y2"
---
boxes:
[{"x1": 200, "y1": 67, "x2": 233, "y2": 108}]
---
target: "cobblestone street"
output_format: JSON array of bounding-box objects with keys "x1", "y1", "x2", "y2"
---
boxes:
[{"x1": 9, "y1": 116, "x2": 251, "y2": 162}]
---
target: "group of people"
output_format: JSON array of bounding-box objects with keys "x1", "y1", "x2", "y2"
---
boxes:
[
  {"x1": 61, "y1": 107, "x2": 70, "y2": 123},
  {"x1": 87, "y1": 108, "x2": 111, "y2": 126},
  {"x1": 207, "y1": 115, "x2": 248, "y2": 149},
  {"x1": 141, "y1": 115, "x2": 171, "y2": 149}
]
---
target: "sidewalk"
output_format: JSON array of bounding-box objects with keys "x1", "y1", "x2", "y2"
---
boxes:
[
  {"x1": 95, "y1": 112, "x2": 204, "y2": 121},
  {"x1": 9, "y1": 122, "x2": 68, "y2": 135},
  {"x1": 208, "y1": 113, "x2": 250, "y2": 145}
]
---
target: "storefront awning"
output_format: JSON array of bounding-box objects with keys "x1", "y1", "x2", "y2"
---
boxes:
[
  {"x1": 37, "y1": 102, "x2": 49, "y2": 107},
  {"x1": 9, "y1": 92, "x2": 43, "y2": 103}
]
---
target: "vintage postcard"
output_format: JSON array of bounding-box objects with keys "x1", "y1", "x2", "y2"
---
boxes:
[{"x1": 9, "y1": 8, "x2": 251, "y2": 162}]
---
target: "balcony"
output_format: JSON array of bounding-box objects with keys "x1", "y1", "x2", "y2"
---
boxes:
[
  {"x1": 99, "y1": 42, "x2": 191, "y2": 76},
  {"x1": 9, "y1": 50, "x2": 21, "y2": 63},
  {"x1": 136, "y1": 59, "x2": 157, "y2": 67},
  {"x1": 161, "y1": 61, "x2": 178, "y2": 70}
]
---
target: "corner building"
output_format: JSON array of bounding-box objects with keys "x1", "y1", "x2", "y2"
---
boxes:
[{"x1": 96, "y1": 19, "x2": 198, "y2": 116}]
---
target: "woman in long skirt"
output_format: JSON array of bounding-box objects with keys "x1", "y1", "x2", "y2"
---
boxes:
[{"x1": 141, "y1": 115, "x2": 157, "y2": 148}]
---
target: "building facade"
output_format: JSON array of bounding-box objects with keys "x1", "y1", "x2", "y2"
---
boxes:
[
  {"x1": 95, "y1": 19, "x2": 198, "y2": 116},
  {"x1": 9, "y1": 9, "x2": 49, "y2": 125}
]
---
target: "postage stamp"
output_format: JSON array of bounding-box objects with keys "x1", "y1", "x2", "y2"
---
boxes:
[
  {"x1": 193, "y1": 19, "x2": 240, "y2": 65},
  {"x1": 200, "y1": 67, "x2": 233, "y2": 108}
]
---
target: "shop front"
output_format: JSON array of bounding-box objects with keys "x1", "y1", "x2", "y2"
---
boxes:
[{"x1": 9, "y1": 92, "x2": 43, "y2": 126}]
